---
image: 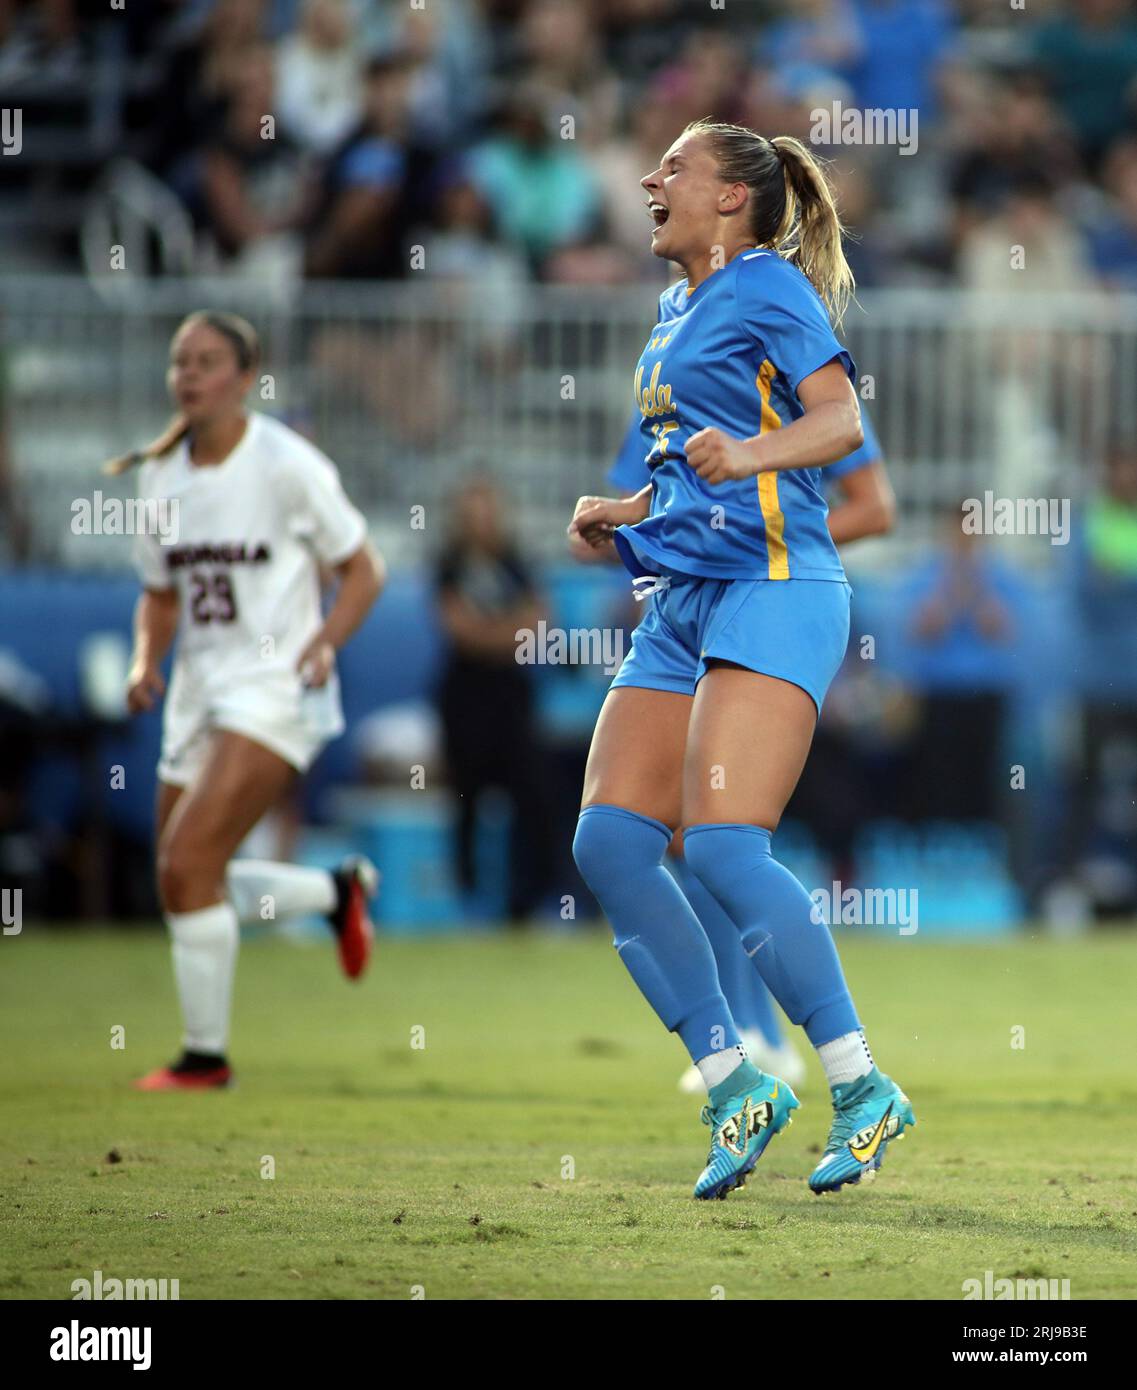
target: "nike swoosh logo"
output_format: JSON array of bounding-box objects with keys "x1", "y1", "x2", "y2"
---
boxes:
[
  {"x1": 769, "y1": 1082, "x2": 779, "y2": 1100},
  {"x1": 849, "y1": 1102, "x2": 894, "y2": 1164}
]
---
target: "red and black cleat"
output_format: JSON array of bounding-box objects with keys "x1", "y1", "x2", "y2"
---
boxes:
[
  {"x1": 133, "y1": 1052, "x2": 233, "y2": 1091},
  {"x1": 330, "y1": 855, "x2": 379, "y2": 981}
]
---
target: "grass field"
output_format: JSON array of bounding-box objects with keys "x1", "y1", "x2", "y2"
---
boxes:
[{"x1": 2, "y1": 925, "x2": 1135, "y2": 1300}]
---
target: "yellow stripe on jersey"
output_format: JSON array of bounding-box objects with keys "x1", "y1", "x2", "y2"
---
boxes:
[{"x1": 755, "y1": 359, "x2": 789, "y2": 580}]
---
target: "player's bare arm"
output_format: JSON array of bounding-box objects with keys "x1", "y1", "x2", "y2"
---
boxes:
[
  {"x1": 567, "y1": 485, "x2": 652, "y2": 555},
  {"x1": 126, "y1": 586, "x2": 179, "y2": 714},
  {"x1": 298, "y1": 540, "x2": 386, "y2": 688},
  {"x1": 685, "y1": 362, "x2": 863, "y2": 485},
  {"x1": 828, "y1": 459, "x2": 897, "y2": 545}
]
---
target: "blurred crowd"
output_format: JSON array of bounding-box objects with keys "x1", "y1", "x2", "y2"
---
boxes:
[
  {"x1": 3, "y1": 0, "x2": 1137, "y2": 929},
  {"x1": 5, "y1": 0, "x2": 1137, "y2": 291}
]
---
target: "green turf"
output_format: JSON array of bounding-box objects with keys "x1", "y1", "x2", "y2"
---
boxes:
[{"x1": 1, "y1": 925, "x2": 1135, "y2": 1300}]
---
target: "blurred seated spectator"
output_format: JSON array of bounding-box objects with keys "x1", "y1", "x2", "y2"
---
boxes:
[
  {"x1": 1030, "y1": 0, "x2": 1137, "y2": 171},
  {"x1": 434, "y1": 478, "x2": 556, "y2": 924},
  {"x1": 420, "y1": 164, "x2": 527, "y2": 356},
  {"x1": 0, "y1": 0, "x2": 79, "y2": 82},
  {"x1": 845, "y1": 0, "x2": 957, "y2": 122},
  {"x1": 200, "y1": 42, "x2": 311, "y2": 279},
  {"x1": 275, "y1": 0, "x2": 363, "y2": 155},
  {"x1": 423, "y1": 163, "x2": 525, "y2": 286},
  {"x1": 950, "y1": 74, "x2": 1083, "y2": 244},
  {"x1": 957, "y1": 169, "x2": 1097, "y2": 295},
  {"x1": 829, "y1": 157, "x2": 891, "y2": 288},
  {"x1": 304, "y1": 48, "x2": 415, "y2": 278},
  {"x1": 589, "y1": 95, "x2": 680, "y2": 272},
  {"x1": 156, "y1": 0, "x2": 270, "y2": 185},
  {"x1": 468, "y1": 85, "x2": 601, "y2": 275},
  {"x1": 517, "y1": 0, "x2": 620, "y2": 145},
  {"x1": 1087, "y1": 137, "x2": 1137, "y2": 290},
  {"x1": 649, "y1": 25, "x2": 750, "y2": 129},
  {"x1": 356, "y1": 0, "x2": 491, "y2": 150},
  {"x1": 761, "y1": 0, "x2": 864, "y2": 96}
]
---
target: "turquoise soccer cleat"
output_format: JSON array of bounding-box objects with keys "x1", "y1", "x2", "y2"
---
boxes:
[
  {"x1": 808, "y1": 1066, "x2": 916, "y2": 1194},
  {"x1": 693, "y1": 1072, "x2": 800, "y2": 1201}
]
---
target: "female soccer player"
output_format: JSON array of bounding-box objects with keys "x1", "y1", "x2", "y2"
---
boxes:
[
  {"x1": 601, "y1": 408, "x2": 894, "y2": 1096},
  {"x1": 569, "y1": 122, "x2": 915, "y2": 1198},
  {"x1": 112, "y1": 311, "x2": 385, "y2": 1091}
]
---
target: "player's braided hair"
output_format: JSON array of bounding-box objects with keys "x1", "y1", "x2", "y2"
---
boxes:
[
  {"x1": 684, "y1": 120, "x2": 854, "y2": 325},
  {"x1": 103, "y1": 311, "x2": 260, "y2": 475}
]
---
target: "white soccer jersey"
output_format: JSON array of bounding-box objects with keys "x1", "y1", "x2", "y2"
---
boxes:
[{"x1": 133, "y1": 411, "x2": 367, "y2": 686}]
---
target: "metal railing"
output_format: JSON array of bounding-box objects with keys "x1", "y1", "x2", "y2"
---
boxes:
[{"x1": 2, "y1": 276, "x2": 1134, "y2": 568}]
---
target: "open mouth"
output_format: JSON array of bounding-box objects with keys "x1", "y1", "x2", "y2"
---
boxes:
[{"x1": 648, "y1": 201, "x2": 670, "y2": 228}]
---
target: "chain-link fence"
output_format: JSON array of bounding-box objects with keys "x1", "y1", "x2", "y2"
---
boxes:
[{"x1": 3, "y1": 276, "x2": 1135, "y2": 568}]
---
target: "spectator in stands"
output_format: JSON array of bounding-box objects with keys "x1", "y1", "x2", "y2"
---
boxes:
[
  {"x1": 845, "y1": 0, "x2": 956, "y2": 123},
  {"x1": 467, "y1": 84, "x2": 602, "y2": 275},
  {"x1": 589, "y1": 94, "x2": 680, "y2": 273},
  {"x1": 0, "y1": 0, "x2": 79, "y2": 82},
  {"x1": 1046, "y1": 442, "x2": 1137, "y2": 918},
  {"x1": 516, "y1": 0, "x2": 620, "y2": 147},
  {"x1": 275, "y1": 0, "x2": 363, "y2": 155},
  {"x1": 157, "y1": 0, "x2": 270, "y2": 184},
  {"x1": 421, "y1": 161, "x2": 527, "y2": 352},
  {"x1": 828, "y1": 157, "x2": 890, "y2": 287},
  {"x1": 1030, "y1": 0, "x2": 1137, "y2": 172},
  {"x1": 1087, "y1": 136, "x2": 1137, "y2": 290},
  {"x1": 957, "y1": 168, "x2": 1097, "y2": 296},
  {"x1": 304, "y1": 48, "x2": 415, "y2": 279},
  {"x1": 435, "y1": 478, "x2": 556, "y2": 924},
  {"x1": 760, "y1": 0, "x2": 864, "y2": 98},
  {"x1": 950, "y1": 75, "x2": 1083, "y2": 245},
  {"x1": 355, "y1": 0, "x2": 492, "y2": 150},
  {"x1": 648, "y1": 25, "x2": 750, "y2": 129},
  {"x1": 200, "y1": 41, "x2": 311, "y2": 278}
]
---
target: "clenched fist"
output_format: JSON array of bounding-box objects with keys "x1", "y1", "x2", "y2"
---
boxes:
[{"x1": 684, "y1": 428, "x2": 759, "y2": 485}]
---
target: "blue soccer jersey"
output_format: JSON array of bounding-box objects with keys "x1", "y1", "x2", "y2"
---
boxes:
[
  {"x1": 609, "y1": 399, "x2": 880, "y2": 493},
  {"x1": 611, "y1": 249, "x2": 855, "y2": 582}
]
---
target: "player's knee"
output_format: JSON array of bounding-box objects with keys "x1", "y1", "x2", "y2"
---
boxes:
[
  {"x1": 157, "y1": 840, "x2": 222, "y2": 913},
  {"x1": 572, "y1": 809, "x2": 612, "y2": 888},
  {"x1": 683, "y1": 823, "x2": 769, "y2": 896},
  {"x1": 572, "y1": 803, "x2": 668, "y2": 891}
]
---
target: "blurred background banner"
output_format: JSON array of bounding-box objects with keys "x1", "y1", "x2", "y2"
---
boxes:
[{"x1": 2, "y1": 0, "x2": 1137, "y2": 935}]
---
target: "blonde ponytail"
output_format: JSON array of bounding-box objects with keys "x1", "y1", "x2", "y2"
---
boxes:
[
  {"x1": 684, "y1": 120, "x2": 855, "y2": 325},
  {"x1": 769, "y1": 135, "x2": 854, "y2": 325},
  {"x1": 103, "y1": 414, "x2": 191, "y2": 476}
]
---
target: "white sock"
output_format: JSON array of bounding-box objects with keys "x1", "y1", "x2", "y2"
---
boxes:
[
  {"x1": 225, "y1": 859, "x2": 336, "y2": 924},
  {"x1": 816, "y1": 1029, "x2": 874, "y2": 1087},
  {"x1": 696, "y1": 1043, "x2": 748, "y2": 1091},
  {"x1": 166, "y1": 902, "x2": 239, "y2": 1055}
]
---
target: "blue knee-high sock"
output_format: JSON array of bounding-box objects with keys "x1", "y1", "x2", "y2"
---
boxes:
[
  {"x1": 667, "y1": 854, "x2": 784, "y2": 1047},
  {"x1": 683, "y1": 823, "x2": 860, "y2": 1048},
  {"x1": 573, "y1": 805, "x2": 741, "y2": 1063}
]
